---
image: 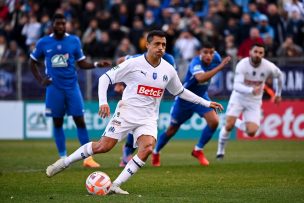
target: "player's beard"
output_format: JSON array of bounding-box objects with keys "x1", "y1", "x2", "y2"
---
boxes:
[
  {"x1": 54, "y1": 29, "x2": 65, "y2": 38},
  {"x1": 251, "y1": 56, "x2": 261, "y2": 67}
]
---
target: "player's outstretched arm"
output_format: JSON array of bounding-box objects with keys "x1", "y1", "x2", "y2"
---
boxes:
[
  {"x1": 29, "y1": 58, "x2": 52, "y2": 86},
  {"x1": 77, "y1": 59, "x2": 112, "y2": 69},
  {"x1": 98, "y1": 74, "x2": 111, "y2": 118},
  {"x1": 178, "y1": 88, "x2": 223, "y2": 112},
  {"x1": 195, "y1": 56, "x2": 231, "y2": 83}
]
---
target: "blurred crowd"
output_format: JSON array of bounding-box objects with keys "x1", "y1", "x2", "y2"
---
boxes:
[{"x1": 0, "y1": 0, "x2": 304, "y2": 65}]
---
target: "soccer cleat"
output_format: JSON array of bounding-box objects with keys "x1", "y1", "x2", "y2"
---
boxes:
[
  {"x1": 216, "y1": 154, "x2": 224, "y2": 160},
  {"x1": 83, "y1": 156, "x2": 100, "y2": 168},
  {"x1": 191, "y1": 149, "x2": 209, "y2": 166},
  {"x1": 46, "y1": 158, "x2": 67, "y2": 177},
  {"x1": 109, "y1": 184, "x2": 129, "y2": 195},
  {"x1": 151, "y1": 152, "x2": 161, "y2": 167}
]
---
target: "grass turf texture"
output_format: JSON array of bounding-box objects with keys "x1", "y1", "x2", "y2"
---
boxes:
[{"x1": 0, "y1": 140, "x2": 303, "y2": 203}]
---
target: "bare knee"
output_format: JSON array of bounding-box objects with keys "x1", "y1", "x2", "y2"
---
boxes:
[
  {"x1": 208, "y1": 120, "x2": 219, "y2": 130},
  {"x1": 246, "y1": 123, "x2": 259, "y2": 137},
  {"x1": 138, "y1": 143, "x2": 153, "y2": 157},
  {"x1": 247, "y1": 128, "x2": 258, "y2": 137}
]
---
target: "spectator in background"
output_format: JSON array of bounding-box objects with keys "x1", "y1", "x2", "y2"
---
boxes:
[
  {"x1": 238, "y1": 27, "x2": 264, "y2": 59},
  {"x1": 143, "y1": 10, "x2": 160, "y2": 30},
  {"x1": 21, "y1": 14, "x2": 41, "y2": 53},
  {"x1": 96, "y1": 10, "x2": 112, "y2": 30},
  {"x1": 0, "y1": 0, "x2": 9, "y2": 22},
  {"x1": 248, "y1": 2, "x2": 262, "y2": 23},
  {"x1": 1, "y1": 40, "x2": 24, "y2": 64},
  {"x1": 236, "y1": 13, "x2": 254, "y2": 46},
  {"x1": 114, "y1": 37, "x2": 136, "y2": 61},
  {"x1": 108, "y1": 20, "x2": 126, "y2": 48},
  {"x1": 267, "y1": 3, "x2": 286, "y2": 45},
  {"x1": 174, "y1": 30, "x2": 200, "y2": 62},
  {"x1": 225, "y1": 34, "x2": 238, "y2": 59},
  {"x1": 98, "y1": 31, "x2": 116, "y2": 58},
  {"x1": 40, "y1": 13, "x2": 52, "y2": 37},
  {"x1": 81, "y1": 1, "x2": 97, "y2": 31},
  {"x1": 284, "y1": 0, "x2": 304, "y2": 20},
  {"x1": 286, "y1": 10, "x2": 304, "y2": 47},
  {"x1": 257, "y1": 14, "x2": 274, "y2": 41},
  {"x1": 82, "y1": 18, "x2": 102, "y2": 57},
  {"x1": 129, "y1": 16, "x2": 144, "y2": 52},
  {"x1": 0, "y1": 34, "x2": 6, "y2": 61},
  {"x1": 276, "y1": 36, "x2": 303, "y2": 57},
  {"x1": 264, "y1": 34, "x2": 278, "y2": 57}
]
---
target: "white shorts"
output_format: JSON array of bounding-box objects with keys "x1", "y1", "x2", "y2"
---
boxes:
[
  {"x1": 226, "y1": 99, "x2": 262, "y2": 126},
  {"x1": 102, "y1": 101, "x2": 157, "y2": 147}
]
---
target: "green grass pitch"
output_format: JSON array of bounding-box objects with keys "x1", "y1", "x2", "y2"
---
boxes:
[{"x1": 0, "y1": 140, "x2": 303, "y2": 203}]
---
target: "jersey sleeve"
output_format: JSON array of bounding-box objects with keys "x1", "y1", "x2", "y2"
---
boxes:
[
  {"x1": 30, "y1": 38, "x2": 44, "y2": 61},
  {"x1": 105, "y1": 59, "x2": 132, "y2": 84},
  {"x1": 166, "y1": 69, "x2": 184, "y2": 96},
  {"x1": 74, "y1": 36, "x2": 85, "y2": 61},
  {"x1": 189, "y1": 58, "x2": 205, "y2": 76},
  {"x1": 233, "y1": 60, "x2": 253, "y2": 94}
]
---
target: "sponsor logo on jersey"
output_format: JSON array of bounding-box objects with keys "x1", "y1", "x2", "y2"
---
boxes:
[
  {"x1": 193, "y1": 64, "x2": 202, "y2": 71},
  {"x1": 111, "y1": 119, "x2": 121, "y2": 126},
  {"x1": 153, "y1": 72, "x2": 157, "y2": 80},
  {"x1": 244, "y1": 79, "x2": 263, "y2": 86},
  {"x1": 137, "y1": 85, "x2": 164, "y2": 98},
  {"x1": 51, "y1": 54, "x2": 69, "y2": 67}
]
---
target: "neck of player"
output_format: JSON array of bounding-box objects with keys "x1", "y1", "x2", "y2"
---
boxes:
[{"x1": 146, "y1": 53, "x2": 161, "y2": 67}]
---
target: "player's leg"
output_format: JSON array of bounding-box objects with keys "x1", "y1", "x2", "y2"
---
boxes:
[
  {"x1": 111, "y1": 135, "x2": 155, "y2": 195},
  {"x1": 216, "y1": 115, "x2": 237, "y2": 159},
  {"x1": 216, "y1": 101, "x2": 243, "y2": 159},
  {"x1": 152, "y1": 102, "x2": 191, "y2": 166},
  {"x1": 45, "y1": 85, "x2": 67, "y2": 158},
  {"x1": 120, "y1": 133, "x2": 136, "y2": 167},
  {"x1": 67, "y1": 86, "x2": 100, "y2": 168},
  {"x1": 46, "y1": 136, "x2": 118, "y2": 177},
  {"x1": 242, "y1": 102, "x2": 261, "y2": 137},
  {"x1": 192, "y1": 109, "x2": 219, "y2": 166}
]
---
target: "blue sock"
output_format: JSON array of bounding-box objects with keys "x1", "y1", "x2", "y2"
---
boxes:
[
  {"x1": 77, "y1": 127, "x2": 90, "y2": 146},
  {"x1": 122, "y1": 134, "x2": 136, "y2": 163},
  {"x1": 53, "y1": 127, "x2": 66, "y2": 157},
  {"x1": 154, "y1": 132, "x2": 172, "y2": 153},
  {"x1": 196, "y1": 125, "x2": 216, "y2": 149}
]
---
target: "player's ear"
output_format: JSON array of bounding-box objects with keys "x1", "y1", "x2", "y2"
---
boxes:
[{"x1": 146, "y1": 41, "x2": 149, "y2": 50}]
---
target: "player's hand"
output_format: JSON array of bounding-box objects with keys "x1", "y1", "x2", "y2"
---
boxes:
[
  {"x1": 41, "y1": 77, "x2": 52, "y2": 86},
  {"x1": 220, "y1": 56, "x2": 231, "y2": 68},
  {"x1": 210, "y1": 102, "x2": 224, "y2": 113},
  {"x1": 273, "y1": 96, "x2": 281, "y2": 104},
  {"x1": 252, "y1": 85, "x2": 263, "y2": 95},
  {"x1": 96, "y1": 60, "x2": 112, "y2": 68},
  {"x1": 98, "y1": 104, "x2": 110, "y2": 118}
]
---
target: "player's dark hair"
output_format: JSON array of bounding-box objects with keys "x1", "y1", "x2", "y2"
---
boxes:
[
  {"x1": 250, "y1": 42, "x2": 265, "y2": 50},
  {"x1": 147, "y1": 30, "x2": 166, "y2": 43},
  {"x1": 201, "y1": 41, "x2": 214, "y2": 49},
  {"x1": 52, "y1": 13, "x2": 65, "y2": 23}
]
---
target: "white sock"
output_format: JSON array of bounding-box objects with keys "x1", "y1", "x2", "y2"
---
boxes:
[
  {"x1": 113, "y1": 154, "x2": 145, "y2": 186},
  {"x1": 64, "y1": 142, "x2": 93, "y2": 166},
  {"x1": 235, "y1": 119, "x2": 246, "y2": 132},
  {"x1": 194, "y1": 146, "x2": 202, "y2": 151},
  {"x1": 217, "y1": 127, "x2": 230, "y2": 155}
]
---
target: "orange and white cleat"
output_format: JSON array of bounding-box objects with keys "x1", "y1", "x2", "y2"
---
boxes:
[
  {"x1": 151, "y1": 152, "x2": 161, "y2": 167},
  {"x1": 83, "y1": 156, "x2": 100, "y2": 168},
  {"x1": 191, "y1": 149, "x2": 209, "y2": 166}
]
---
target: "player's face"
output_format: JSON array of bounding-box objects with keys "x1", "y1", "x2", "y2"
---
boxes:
[
  {"x1": 200, "y1": 48, "x2": 215, "y2": 65},
  {"x1": 250, "y1": 46, "x2": 265, "y2": 65},
  {"x1": 53, "y1": 18, "x2": 66, "y2": 37},
  {"x1": 147, "y1": 36, "x2": 166, "y2": 58}
]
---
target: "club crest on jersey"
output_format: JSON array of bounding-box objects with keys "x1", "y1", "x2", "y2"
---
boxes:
[
  {"x1": 51, "y1": 54, "x2": 69, "y2": 67},
  {"x1": 57, "y1": 44, "x2": 62, "y2": 50},
  {"x1": 163, "y1": 75, "x2": 168, "y2": 82},
  {"x1": 153, "y1": 72, "x2": 157, "y2": 80}
]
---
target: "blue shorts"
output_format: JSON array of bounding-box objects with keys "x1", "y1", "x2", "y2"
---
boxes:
[
  {"x1": 170, "y1": 96, "x2": 213, "y2": 126},
  {"x1": 45, "y1": 84, "x2": 84, "y2": 117}
]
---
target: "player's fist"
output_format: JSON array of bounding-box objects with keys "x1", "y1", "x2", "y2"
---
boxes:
[
  {"x1": 98, "y1": 104, "x2": 110, "y2": 118},
  {"x1": 209, "y1": 102, "x2": 224, "y2": 113},
  {"x1": 41, "y1": 77, "x2": 52, "y2": 86},
  {"x1": 220, "y1": 56, "x2": 231, "y2": 68}
]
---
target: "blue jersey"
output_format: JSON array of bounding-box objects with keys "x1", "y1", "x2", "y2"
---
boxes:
[
  {"x1": 30, "y1": 33, "x2": 85, "y2": 89},
  {"x1": 182, "y1": 52, "x2": 221, "y2": 96},
  {"x1": 126, "y1": 53, "x2": 176, "y2": 68}
]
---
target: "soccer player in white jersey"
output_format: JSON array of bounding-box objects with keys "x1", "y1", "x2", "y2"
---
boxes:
[
  {"x1": 46, "y1": 30, "x2": 223, "y2": 195},
  {"x1": 216, "y1": 43, "x2": 283, "y2": 159}
]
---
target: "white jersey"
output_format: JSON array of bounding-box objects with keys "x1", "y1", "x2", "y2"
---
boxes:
[
  {"x1": 105, "y1": 54, "x2": 184, "y2": 122},
  {"x1": 230, "y1": 57, "x2": 282, "y2": 104}
]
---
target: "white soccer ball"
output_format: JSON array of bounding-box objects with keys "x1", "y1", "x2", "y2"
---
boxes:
[{"x1": 85, "y1": 171, "x2": 112, "y2": 196}]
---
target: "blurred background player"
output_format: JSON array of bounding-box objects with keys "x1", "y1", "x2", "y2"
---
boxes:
[
  {"x1": 46, "y1": 30, "x2": 223, "y2": 195},
  {"x1": 216, "y1": 43, "x2": 283, "y2": 159},
  {"x1": 115, "y1": 52, "x2": 176, "y2": 167},
  {"x1": 152, "y1": 42, "x2": 231, "y2": 167},
  {"x1": 30, "y1": 13, "x2": 110, "y2": 168}
]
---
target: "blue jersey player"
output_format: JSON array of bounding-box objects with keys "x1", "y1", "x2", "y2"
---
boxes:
[
  {"x1": 152, "y1": 43, "x2": 231, "y2": 166},
  {"x1": 114, "y1": 53, "x2": 176, "y2": 167},
  {"x1": 29, "y1": 13, "x2": 110, "y2": 168}
]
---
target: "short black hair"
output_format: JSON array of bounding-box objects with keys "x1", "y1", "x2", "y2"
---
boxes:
[
  {"x1": 147, "y1": 30, "x2": 166, "y2": 43},
  {"x1": 52, "y1": 13, "x2": 65, "y2": 23},
  {"x1": 250, "y1": 42, "x2": 265, "y2": 50},
  {"x1": 201, "y1": 41, "x2": 214, "y2": 49}
]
